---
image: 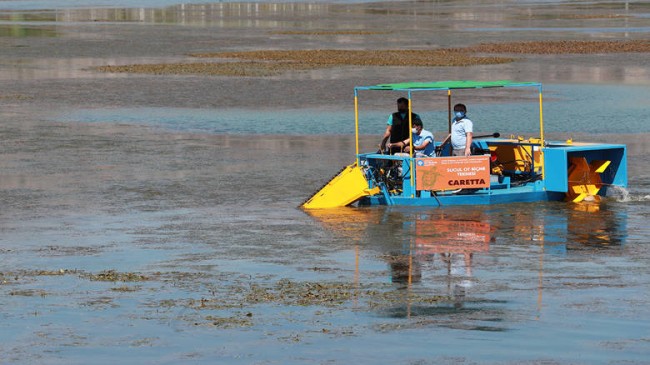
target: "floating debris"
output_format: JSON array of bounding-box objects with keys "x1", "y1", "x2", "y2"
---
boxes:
[
  {"x1": 466, "y1": 40, "x2": 650, "y2": 54},
  {"x1": 96, "y1": 61, "x2": 298, "y2": 77},
  {"x1": 85, "y1": 270, "x2": 149, "y2": 282},
  {"x1": 9, "y1": 289, "x2": 48, "y2": 297},
  {"x1": 96, "y1": 49, "x2": 514, "y2": 77},
  {"x1": 110, "y1": 285, "x2": 141, "y2": 292},
  {"x1": 95, "y1": 40, "x2": 650, "y2": 77},
  {"x1": 190, "y1": 49, "x2": 514, "y2": 67},
  {"x1": 203, "y1": 314, "x2": 253, "y2": 328},
  {"x1": 35, "y1": 269, "x2": 71, "y2": 276},
  {"x1": 0, "y1": 93, "x2": 33, "y2": 100},
  {"x1": 269, "y1": 30, "x2": 389, "y2": 35}
]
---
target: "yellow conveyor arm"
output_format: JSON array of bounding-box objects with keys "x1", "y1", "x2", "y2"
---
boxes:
[{"x1": 302, "y1": 164, "x2": 380, "y2": 209}]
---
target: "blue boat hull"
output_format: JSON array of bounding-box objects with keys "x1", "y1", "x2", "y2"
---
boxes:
[
  {"x1": 354, "y1": 140, "x2": 627, "y2": 207},
  {"x1": 359, "y1": 187, "x2": 567, "y2": 207}
]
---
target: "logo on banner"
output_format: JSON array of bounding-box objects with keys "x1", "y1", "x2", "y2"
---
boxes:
[{"x1": 416, "y1": 155, "x2": 491, "y2": 191}]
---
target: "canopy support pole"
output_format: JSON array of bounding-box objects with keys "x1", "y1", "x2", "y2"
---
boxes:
[
  {"x1": 354, "y1": 89, "x2": 360, "y2": 166},
  {"x1": 408, "y1": 91, "x2": 415, "y2": 197},
  {"x1": 538, "y1": 85, "x2": 545, "y2": 182},
  {"x1": 447, "y1": 90, "x2": 452, "y2": 133}
]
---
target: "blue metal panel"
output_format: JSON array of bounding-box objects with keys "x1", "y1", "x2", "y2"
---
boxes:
[
  {"x1": 565, "y1": 145, "x2": 628, "y2": 190},
  {"x1": 543, "y1": 148, "x2": 568, "y2": 193},
  {"x1": 614, "y1": 147, "x2": 628, "y2": 188},
  {"x1": 360, "y1": 187, "x2": 563, "y2": 207}
]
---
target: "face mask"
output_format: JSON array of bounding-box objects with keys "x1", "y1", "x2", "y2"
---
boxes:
[
  {"x1": 454, "y1": 111, "x2": 465, "y2": 119},
  {"x1": 412, "y1": 128, "x2": 418, "y2": 134}
]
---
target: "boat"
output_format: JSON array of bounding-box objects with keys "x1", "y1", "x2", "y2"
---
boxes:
[{"x1": 301, "y1": 80, "x2": 627, "y2": 208}]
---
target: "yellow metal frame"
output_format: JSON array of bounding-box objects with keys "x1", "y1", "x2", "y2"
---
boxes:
[{"x1": 302, "y1": 163, "x2": 380, "y2": 209}]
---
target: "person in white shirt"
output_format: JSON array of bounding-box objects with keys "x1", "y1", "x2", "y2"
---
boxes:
[{"x1": 441, "y1": 103, "x2": 473, "y2": 157}]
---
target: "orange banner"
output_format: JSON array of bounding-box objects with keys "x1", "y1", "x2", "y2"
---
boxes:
[
  {"x1": 415, "y1": 155, "x2": 490, "y2": 191},
  {"x1": 415, "y1": 219, "x2": 491, "y2": 254}
]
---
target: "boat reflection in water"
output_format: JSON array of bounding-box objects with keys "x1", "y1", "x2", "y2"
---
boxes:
[{"x1": 304, "y1": 202, "x2": 627, "y2": 324}]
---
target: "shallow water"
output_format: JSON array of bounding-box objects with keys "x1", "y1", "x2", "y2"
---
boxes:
[
  {"x1": 1, "y1": 109, "x2": 649, "y2": 364},
  {"x1": 1, "y1": 0, "x2": 650, "y2": 364},
  {"x1": 51, "y1": 83, "x2": 650, "y2": 135}
]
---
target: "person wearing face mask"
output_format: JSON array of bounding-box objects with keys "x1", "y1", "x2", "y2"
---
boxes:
[
  {"x1": 441, "y1": 103, "x2": 473, "y2": 157},
  {"x1": 380, "y1": 97, "x2": 422, "y2": 154},
  {"x1": 390, "y1": 119, "x2": 435, "y2": 157}
]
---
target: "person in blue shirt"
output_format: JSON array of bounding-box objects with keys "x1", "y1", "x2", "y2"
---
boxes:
[
  {"x1": 441, "y1": 103, "x2": 474, "y2": 157},
  {"x1": 390, "y1": 119, "x2": 435, "y2": 157},
  {"x1": 381, "y1": 97, "x2": 422, "y2": 154}
]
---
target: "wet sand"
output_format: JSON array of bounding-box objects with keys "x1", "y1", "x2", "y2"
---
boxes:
[{"x1": 1, "y1": 1, "x2": 650, "y2": 364}]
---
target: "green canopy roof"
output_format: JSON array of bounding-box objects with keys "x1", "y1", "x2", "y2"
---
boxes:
[{"x1": 357, "y1": 80, "x2": 540, "y2": 91}]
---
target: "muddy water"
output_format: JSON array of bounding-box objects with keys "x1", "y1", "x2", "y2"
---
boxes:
[
  {"x1": 1, "y1": 0, "x2": 650, "y2": 364},
  {"x1": 2, "y1": 115, "x2": 649, "y2": 364}
]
